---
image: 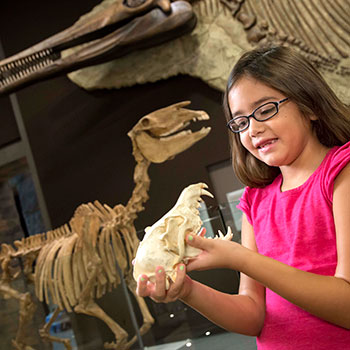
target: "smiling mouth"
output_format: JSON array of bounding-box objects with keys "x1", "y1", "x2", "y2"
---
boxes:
[{"x1": 257, "y1": 139, "x2": 278, "y2": 149}]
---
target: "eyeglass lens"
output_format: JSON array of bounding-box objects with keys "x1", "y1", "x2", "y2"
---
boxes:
[{"x1": 231, "y1": 102, "x2": 277, "y2": 132}]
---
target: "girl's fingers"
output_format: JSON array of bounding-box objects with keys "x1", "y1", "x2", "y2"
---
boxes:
[
  {"x1": 154, "y1": 266, "x2": 167, "y2": 301},
  {"x1": 186, "y1": 232, "x2": 210, "y2": 250},
  {"x1": 136, "y1": 275, "x2": 150, "y2": 297},
  {"x1": 167, "y1": 264, "x2": 186, "y2": 299}
]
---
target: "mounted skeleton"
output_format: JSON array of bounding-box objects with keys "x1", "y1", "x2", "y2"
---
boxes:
[
  {"x1": 0, "y1": 0, "x2": 349, "y2": 99},
  {"x1": 0, "y1": 101, "x2": 210, "y2": 350},
  {"x1": 0, "y1": 0, "x2": 196, "y2": 95}
]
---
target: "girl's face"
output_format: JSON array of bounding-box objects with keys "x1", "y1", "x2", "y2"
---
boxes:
[{"x1": 228, "y1": 76, "x2": 318, "y2": 168}]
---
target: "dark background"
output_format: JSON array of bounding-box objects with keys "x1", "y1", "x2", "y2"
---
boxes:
[{"x1": 0, "y1": 1, "x2": 241, "y2": 348}]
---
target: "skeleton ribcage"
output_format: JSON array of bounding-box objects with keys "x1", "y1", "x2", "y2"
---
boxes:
[
  {"x1": 220, "y1": 0, "x2": 350, "y2": 74},
  {"x1": 34, "y1": 201, "x2": 133, "y2": 312}
]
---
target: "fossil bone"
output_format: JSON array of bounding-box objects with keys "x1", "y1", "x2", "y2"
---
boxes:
[
  {"x1": 0, "y1": 101, "x2": 210, "y2": 350},
  {"x1": 67, "y1": 0, "x2": 349, "y2": 104},
  {"x1": 133, "y1": 183, "x2": 233, "y2": 289},
  {"x1": 0, "y1": 0, "x2": 196, "y2": 95},
  {"x1": 0, "y1": 1, "x2": 348, "y2": 102}
]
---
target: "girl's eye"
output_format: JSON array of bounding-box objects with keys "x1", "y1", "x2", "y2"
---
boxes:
[
  {"x1": 261, "y1": 107, "x2": 274, "y2": 115},
  {"x1": 234, "y1": 117, "x2": 248, "y2": 129},
  {"x1": 256, "y1": 103, "x2": 276, "y2": 118}
]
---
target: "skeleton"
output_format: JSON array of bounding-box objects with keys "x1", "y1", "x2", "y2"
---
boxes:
[
  {"x1": 66, "y1": 0, "x2": 349, "y2": 101},
  {"x1": 0, "y1": 101, "x2": 211, "y2": 350},
  {"x1": 0, "y1": 0, "x2": 196, "y2": 95},
  {"x1": 133, "y1": 182, "x2": 233, "y2": 289},
  {"x1": 1, "y1": 0, "x2": 349, "y2": 102}
]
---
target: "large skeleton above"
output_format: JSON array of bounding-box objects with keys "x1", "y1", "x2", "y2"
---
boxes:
[
  {"x1": 67, "y1": 0, "x2": 349, "y2": 102},
  {"x1": 0, "y1": 0, "x2": 196, "y2": 95},
  {"x1": 0, "y1": 0, "x2": 349, "y2": 103}
]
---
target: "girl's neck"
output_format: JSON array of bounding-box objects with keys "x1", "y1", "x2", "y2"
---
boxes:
[{"x1": 280, "y1": 140, "x2": 331, "y2": 192}]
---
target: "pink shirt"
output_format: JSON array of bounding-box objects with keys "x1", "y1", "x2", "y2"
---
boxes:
[{"x1": 238, "y1": 141, "x2": 350, "y2": 349}]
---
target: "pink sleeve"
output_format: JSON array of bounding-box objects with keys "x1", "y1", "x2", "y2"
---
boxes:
[
  {"x1": 323, "y1": 141, "x2": 350, "y2": 202},
  {"x1": 236, "y1": 187, "x2": 253, "y2": 225}
]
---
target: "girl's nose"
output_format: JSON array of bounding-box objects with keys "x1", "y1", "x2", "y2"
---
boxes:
[{"x1": 248, "y1": 117, "x2": 265, "y2": 137}]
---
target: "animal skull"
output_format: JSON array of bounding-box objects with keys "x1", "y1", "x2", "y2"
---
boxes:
[
  {"x1": 133, "y1": 183, "x2": 233, "y2": 288},
  {"x1": 128, "y1": 101, "x2": 211, "y2": 163}
]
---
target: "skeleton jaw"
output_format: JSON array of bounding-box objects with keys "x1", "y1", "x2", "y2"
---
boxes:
[
  {"x1": 0, "y1": 0, "x2": 196, "y2": 95},
  {"x1": 135, "y1": 127, "x2": 211, "y2": 163}
]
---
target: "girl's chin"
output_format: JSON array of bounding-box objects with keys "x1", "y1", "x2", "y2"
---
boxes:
[{"x1": 257, "y1": 155, "x2": 282, "y2": 167}]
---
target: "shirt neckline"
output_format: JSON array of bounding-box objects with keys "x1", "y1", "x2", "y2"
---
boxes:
[{"x1": 277, "y1": 146, "x2": 336, "y2": 195}]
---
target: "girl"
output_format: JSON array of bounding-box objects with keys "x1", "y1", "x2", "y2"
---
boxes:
[{"x1": 136, "y1": 46, "x2": 350, "y2": 349}]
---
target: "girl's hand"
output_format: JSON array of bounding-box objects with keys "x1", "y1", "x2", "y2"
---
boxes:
[
  {"x1": 136, "y1": 264, "x2": 193, "y2": 303},
  {"x1": 185, "y1": 232, "x2": 242, "y2": 272}
]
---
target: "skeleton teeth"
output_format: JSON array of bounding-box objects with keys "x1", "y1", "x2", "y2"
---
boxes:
[
  {"x1": 201, "y1": 189, "x2": 213, "y2": 198},
  {"x1": 214, "y1": 226, "x2": 233, "y2": 240},
  {"x1": 199, "y1": 126, "x2": 211, "y2": 133},
  {"x1": 217, "y1": 230, "x2": 224, "y2": 238},
  {"x1": 224, "y1": 226, "x2": 233, "y2": 240},
  {"x1": 198, "y1": 112, "x2": 210, "y2": 120}
]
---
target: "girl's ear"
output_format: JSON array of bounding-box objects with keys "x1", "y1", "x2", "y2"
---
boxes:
[{"x1": 309, "y1": 113, "x2": 318, "y2": 121}]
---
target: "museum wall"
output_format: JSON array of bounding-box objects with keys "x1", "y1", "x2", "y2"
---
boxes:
[{"x1": 0, "y1": 1, "x2": 241, "y2": 348}]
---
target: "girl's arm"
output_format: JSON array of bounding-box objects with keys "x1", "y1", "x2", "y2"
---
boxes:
[
  {"x1": 181, "y1": 218, "x2": 265, "y2": 335},
  {"x1": 179, "y1": 276, "x2": 265, "y2": 336},
  {"x1": 136, "y1": 222, "x2": 266, "y2": 336},
  {"x1": 186, "y1": 164, "x2": 350, "y2": 329},
  {"x1": 333, "y1": 163, "x2": 350, "y2": 283}
]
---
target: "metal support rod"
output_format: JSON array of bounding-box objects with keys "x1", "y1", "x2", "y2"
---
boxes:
[{"x1": 112, "y1": 245, "x2": 144, "y2": 349}]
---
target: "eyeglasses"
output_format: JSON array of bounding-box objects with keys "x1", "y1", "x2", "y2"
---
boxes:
[{"x1": 227, "y1": 97, "x2": 289, "y2": 133}]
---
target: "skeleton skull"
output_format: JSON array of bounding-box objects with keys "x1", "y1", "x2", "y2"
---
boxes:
[{"x1": 133, "y1": 183, "x2": 233, "y2": 288}]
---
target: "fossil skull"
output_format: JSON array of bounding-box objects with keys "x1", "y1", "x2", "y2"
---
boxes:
[
  {"x1": 0, "y1": 0, "x2": 196, "y2": 95},
  {"x1": 128, "y1": 101, "x2": 211, "y2": 163},
  {"x1": 133, "y1": 183, "x2": 233, "y2": 288}
]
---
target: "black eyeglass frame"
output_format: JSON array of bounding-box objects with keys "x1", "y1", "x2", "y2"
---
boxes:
[{"x1": 227, "y1": 97, "x2": 289, "y2": 133}]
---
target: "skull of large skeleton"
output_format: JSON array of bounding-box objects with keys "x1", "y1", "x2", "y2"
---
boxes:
[{"x1": 133, "y1": 183, "x2": 233, "y2": 288}]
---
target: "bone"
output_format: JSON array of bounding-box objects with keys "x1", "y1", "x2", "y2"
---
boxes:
[
  {"x1": 55, "y1": 244, "x2": 71, "y2": 311},
  {"x1": 36, "y1": 241, "x2": 56, "y2": 302},
  {"x1": 133, "y1": 183, "x2": 233, "y2": 289},
  {"x1": 99, "y1": 227, "x2": 115, "y2": 283},
  {"x1": 201, "y1": 189, "x2": 214, "y2": 198},
  {"x1": 72, "y1": 244, "x2": 83, "y2": 299},
  {"x1": 53, "y1": 247, "x2": 67, "y2": 311},
  {"x1": 60, "y1": 234, "x2": 79, "y2": 307}
]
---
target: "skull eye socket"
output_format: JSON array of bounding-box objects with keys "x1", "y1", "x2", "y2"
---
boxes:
[
  {"x1": 124, "y1": 0, "x2": 147, "y2": 8},
  {"x1": 141, "y1": 118, "x2": 150, "y2": 127}
]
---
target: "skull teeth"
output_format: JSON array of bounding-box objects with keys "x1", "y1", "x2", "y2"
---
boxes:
[
  {"x1": 201, "y1": 189, "x2": 213, "y2": 198},
  {"x1": 211, "y1": 226, "x2": 233, "y2": 241}
]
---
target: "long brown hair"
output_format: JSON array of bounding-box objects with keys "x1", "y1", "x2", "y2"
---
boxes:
[{"x1": 223, "y1": 46, "x2": 350, "y2": 188}]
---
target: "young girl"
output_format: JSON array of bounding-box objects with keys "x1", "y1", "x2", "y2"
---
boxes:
[{"x1": 136, "y1": 46, "x2": 350, "y2": 349}]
